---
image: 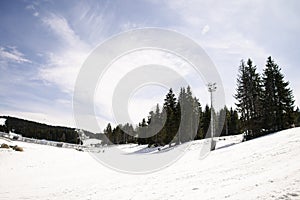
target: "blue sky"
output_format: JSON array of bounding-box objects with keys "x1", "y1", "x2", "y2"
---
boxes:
[{"x1": 1, "y1": 0, "x2": 300, "y2": 132}]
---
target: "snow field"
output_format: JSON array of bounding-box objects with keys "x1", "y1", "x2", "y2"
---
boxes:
[{"x1": 0, "y1": 128, "x2": 300, "y2": 199}]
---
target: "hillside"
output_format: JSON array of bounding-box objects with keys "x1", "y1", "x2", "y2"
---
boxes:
[
  {"x1": 0, "y1": 116, "x2": 82, "y2": 144},
  {"x1": 1, "y1": 128, "x2": 300, "y2": 199}
]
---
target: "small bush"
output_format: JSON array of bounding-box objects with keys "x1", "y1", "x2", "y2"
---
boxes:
[
  {"x1": 13, "y1": 145, "x2": 23, "y2": 152},
  {"x1": 1, "y1": 143, "x2": 10, "y2": 149}
]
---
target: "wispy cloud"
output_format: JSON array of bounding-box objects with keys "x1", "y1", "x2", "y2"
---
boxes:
[
  {"x1": 0, "y1": 46, "x2": 32, "y2": 65},
  {"x1": 161, "y1": 0, "x2": 272, "y2": 106},
  {"x1": 93, "y1": 49, "x2": 205, "y2": 127},
  {"x1": 121, "y1": 22, "x2": 142, "y2": 31},
  {"x1": 25, "y1": 3, "x2": 39, "y2": 17},
  {"x1": 42, "y1": 14, "x2": 88, "y2": 48},
  {"x1": 39, "y1": 13, "x2": 90, "y2": 93}
]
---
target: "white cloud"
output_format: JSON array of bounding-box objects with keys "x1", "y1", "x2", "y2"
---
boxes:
[
  {"x1": 42, "y1": 14, "x2": 88, "y2": 49},
  {"x1": 93, "y1": 49, "x2": 205, "y2": 127},
  {"x1": 38, "y1": 11, "x2": 216, "y2": 130},
  {"x1": 39, "y1": 14, "x2": 90, "y2": 93},
  {"x1": 0, "y1": 46, "x2": 32, "y2": 65},
  {"x1": 25, "y1": 3, "x2": 40, "y2": 17},
  {"x1": 161, "y1": 0, "x2": 272, "y2": 107},
  {"x1": 25, "y1": 5, "x2": 35, "y2": 10},
  {"x1": 120, "y1": 22, "x2": 141, "y2": 31},
  {"x1": 39, "y1": 50, "x2": 88, "y2": 93},
  {"x1": 201, "y1": 25, "x2": 210, "y2": 35}
]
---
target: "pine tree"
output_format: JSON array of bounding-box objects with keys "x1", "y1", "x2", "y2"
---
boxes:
[
  {"x1": 262, "y1": 56, "x2": 295, "y2": 132},
  {"x1": 137, "y1": 118, "x2": 148, "y2": 145},
  {"x1": 153, "y1": 104, "x2": 164, "y2": 145},
  {"x1": 193, "y1": 97, "x2": 203, "y2": 140},
  {"x1": 122, "y1": 123, "x2": 136, "y2": 144},
  {"x1": 176, "y1": 86, "x2": 201, "y2": 143},
  {"x1": 146, "y1": 108, "x2": 161, "y2": 146},
  {"x1": 235, "y1": 59, "x2": 263, "y2": 139},
  {"x1": 201, "y1": 104, "x2": 211, "y2": 138},
  {"x1": 216, "y1": 107, "x2": 227, "y2": 136},
  {"x1": 221, "y1": 107, "x2": 241, "y2": 136},
  {"x1": 228, "y1": 107, "x2": 241, "y2": 135},
  {"x1": 112, "y1": 125, "x2": 123, "y2": 144},
  {"x1": 163, "y1": 88, "x2": 178, "y2": 145},
  {"x1": 104, "y1": 123, "x2": 113, "y2": 145},
  {"x1": 177, "y1": 87, "x2": 188, "y2": 143},
  {"x1": 295, "y1": 107, "x2": 300, "y2": 127}
]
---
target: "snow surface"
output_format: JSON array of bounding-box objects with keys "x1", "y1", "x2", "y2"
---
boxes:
[
  {"x1": 1, "y1": 128, "x2": 300, "y2": 199},
  {"x1": 0, "y1": 117, "x2": 6, "y2": 126},
  {"x1": 82, "y1": 138, "x2": 102, "y2": 146}
]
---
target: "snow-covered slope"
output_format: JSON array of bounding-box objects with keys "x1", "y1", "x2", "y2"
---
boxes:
[{"x1": 1, "y1": 128, "x2": 300, "y2": 200}]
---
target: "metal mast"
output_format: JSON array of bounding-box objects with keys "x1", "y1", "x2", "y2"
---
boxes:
[{"x1": 208, "y1": 82, "x2": 217, "y2": 150}]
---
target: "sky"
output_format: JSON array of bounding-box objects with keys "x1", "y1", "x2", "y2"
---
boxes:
[{"x1": 0, "y1": 0, "x2": 300, "y2": 132}]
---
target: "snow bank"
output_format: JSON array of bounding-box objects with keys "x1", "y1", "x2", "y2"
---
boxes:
[
  {"x1": 0, "y1": 117, "x2": 6, "y2": 126},
  {"x1": 0, "y1": 128, "x2": 300, "y2": 199}
]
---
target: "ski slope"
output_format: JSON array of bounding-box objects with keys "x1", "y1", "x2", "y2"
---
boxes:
[{"x1": 1, "y1": 128, "x2": 300, "y2": 200}]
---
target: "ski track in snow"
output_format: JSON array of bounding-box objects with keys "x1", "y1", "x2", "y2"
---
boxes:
[{"x1": 1, "y1": 128, "x2": 300, "y2": 199}]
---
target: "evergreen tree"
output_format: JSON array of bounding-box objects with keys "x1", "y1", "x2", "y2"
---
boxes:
[
  {"x1": 137, "y1": 118, "x2": 148, "y2": 145},
  {"x1": 163, "y1": 88, "x2": 178, "y2": 145},
  {"x1": 122, "y1": 123, "x2": 136, "y2": 144},
  {"x1": 146, "y1": 111, "x2": 155, "y2": 145},
  {"x1": 104, "y1": 123, "x2": 113, "y2": 144},
  {"x1": 177, "y1": 87, "x2": 188, "y2": 143},
  {"x1": 294, "y1": 107, "x2": 300, "y2": 127},
  {"x1": 194, "y1": 97, "x2": 203, "y2": 140},
  {"x1": 147, "y1": 104, "x2": 165, "y2": 146},
  {"x1": 262, "y1": 56, "x2": 295, "y2": 132},
  {"x1": 176, "y1": 86, "x2": 201, "y2": 143},
  {"x1": 235, "y1": 59, "x2": 263, "y2": 139},
  {"x1": 215, "y1": 106, "x2": 229, "y2": 136},
  {"x1": 220, "y1": 107, "x2": 241, "y2": 136},
  {"x1": 201, "y1": 104, "x2": 211, "y2": 138},
  {"x1": 228, "y1": 107, "x2": 241, "y2": 135}
]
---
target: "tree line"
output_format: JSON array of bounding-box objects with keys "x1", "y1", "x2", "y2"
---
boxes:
[
  {"x1": 0, "y1": 116, "x2": 82, "y2": 144},
  {"x1": 235, "y1": 56, "x2": 297, "y2": 140},
  {"x1": 104, "y1": 56, "x2": 299, "y2": 146},
  {"x1": 104, "y1": 86, "x2": 241, "y2": 146}
]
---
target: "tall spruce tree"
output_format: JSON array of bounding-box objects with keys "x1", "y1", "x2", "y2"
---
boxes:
[
  {"x1": 217, "y1": 107, "x2": 228, "y2": 137},
  {"x1": 193, "y1": 96, "x2": 203, "y2": 140},
  {"x1": 177, "y1": 86, "x2": 201, "y2": 143},
  {"x1": 122, "y1": 123, "x2": 135, "y2": 144},
  {"x1": 228, "y1": 107, "x2": 241, "y2": 135},
  {"x1": 235, "y1": 59, "x2": 263, "y2": 138},
  {"x1": 163, "y1": 88, "x2": 178, "y2": 145},
  {"x1": 104, "y1": 123, "x2": 113, "y2": 145},
  {"x1": 137, "y1": 118, "x2": 148, "y2": 145},
  {"x1": 177, "y1": 87, "x2": 186, "y2": 143},
  {"x1": 262, "y1": 56, "x2": 295, "y2": 132},
  {"x1": 295, "y1": 107, "x2": 300, "y2": 127},
  {"x1": 201, "y1": 104, "x2": 211, "y2": 137}
]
